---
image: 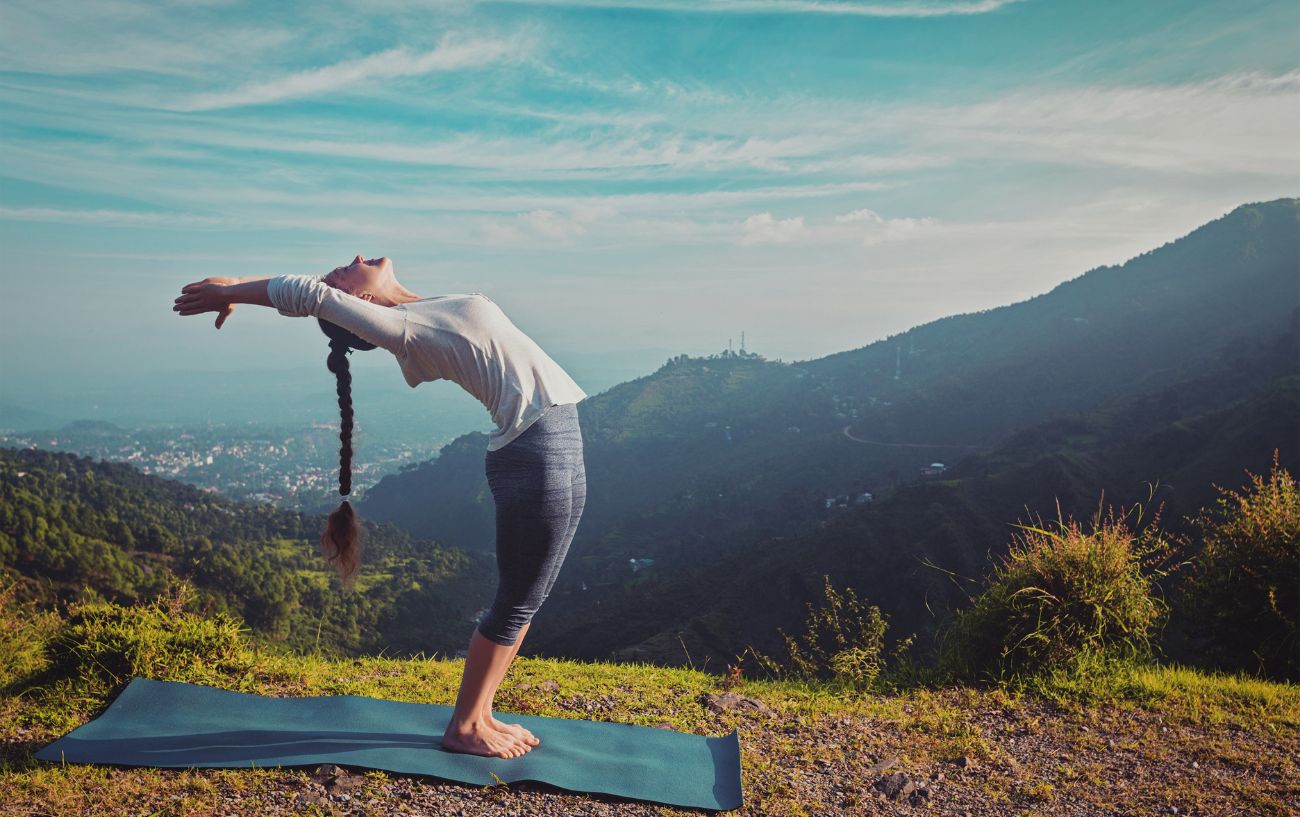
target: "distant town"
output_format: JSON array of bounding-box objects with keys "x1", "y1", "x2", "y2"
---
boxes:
[{"x1": 0, "y1": 420, "x2": 451, "y2": 511}]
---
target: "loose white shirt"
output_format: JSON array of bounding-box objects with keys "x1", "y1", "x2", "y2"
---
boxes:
[{"x1": 266, "y1": 274, "x2": 587, "y2": 451}]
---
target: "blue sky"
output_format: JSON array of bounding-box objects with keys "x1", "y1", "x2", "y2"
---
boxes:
[{"x1": 1, "y1": 0, "x2": 1297, "y2": 393}]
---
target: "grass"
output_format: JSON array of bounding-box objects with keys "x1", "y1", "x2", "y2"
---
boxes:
[
  {"x1": 1023, "y1": 651, "x2": 1300, "y2": 728},
  {"x1": 1, "y1": 582, "x2": 1297, "y2": 816}
]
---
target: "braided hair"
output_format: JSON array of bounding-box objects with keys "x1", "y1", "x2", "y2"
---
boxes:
[{"x1": 316, "y1": 317, "x2": 377, "y2": 592}]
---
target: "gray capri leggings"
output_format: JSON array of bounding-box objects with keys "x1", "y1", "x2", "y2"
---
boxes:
[{"x1": 475, "y1": 402, "x2": 587, "y2": 646}]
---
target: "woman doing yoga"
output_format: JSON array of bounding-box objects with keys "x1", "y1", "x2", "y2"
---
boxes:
[{"x1": 172, "y1": 255, "x2": 588, "y2": 759}]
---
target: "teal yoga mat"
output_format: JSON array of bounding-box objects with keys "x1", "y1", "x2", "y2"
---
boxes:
[{"x1": 34, "y1": 676, "x2": 744, "y2": 811}]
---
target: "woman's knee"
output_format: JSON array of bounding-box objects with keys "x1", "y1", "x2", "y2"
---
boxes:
[{"x1": 476, "y1": 602, "x2": 540, "y2": 646}]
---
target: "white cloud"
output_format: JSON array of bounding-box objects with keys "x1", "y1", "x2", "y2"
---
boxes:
[
  {"x1": 481, "y1": 204, "x2": 619, "y2": 243},
  {"x1": 835, "y1": 208, "x2": 937, "y2": 244},
  {"x1": 0, "y1": 0, "x2": 295, "y2": 77},
  {"x1": 175, "y1": 34, "x2": 522, "y2": 111},
  {"x1": 870, "y1": 69, "x2": 1300, "y2": 177},
  {"x1": 739, "y1": 212, "x2": 806, "y2": 245},
  {"x1": 834, "y1": 208, "x2": 885, "y2": 223},
  {"x1": 520, "y1": 209, "x2": 587, "y2": 239},
  {"x1": 0, "y1": 206, "x2": 226, "y2": 228},
  {"x1": 490, "y1": 0, "x2": 1024, "y2": 17}
]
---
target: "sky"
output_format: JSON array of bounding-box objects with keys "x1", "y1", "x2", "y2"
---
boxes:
[{"x1": 1, "y1": 0, "x2": 1298, "y2": 399}]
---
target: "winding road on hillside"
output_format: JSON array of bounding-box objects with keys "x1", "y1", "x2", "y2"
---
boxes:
[{"x1": 841, "y1": 425, "x2": 988, "y2": 450}]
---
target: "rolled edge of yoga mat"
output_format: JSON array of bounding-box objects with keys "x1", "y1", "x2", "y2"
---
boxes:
[{"x1": 33, "y1": 676, "x2": 746, "y2": 812}]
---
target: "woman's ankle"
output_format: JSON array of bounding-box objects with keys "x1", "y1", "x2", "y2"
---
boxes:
[{"x1": 446, "y1": 712, "x2": 491, "y2": 734}]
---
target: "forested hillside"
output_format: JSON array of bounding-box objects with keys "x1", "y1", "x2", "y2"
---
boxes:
[
  {"x1": 0, "y1": 449, "x2": 495, "y2": 659},
  {"x1": 566, "y1": 367, "x2": 1298, "y2": 673}
]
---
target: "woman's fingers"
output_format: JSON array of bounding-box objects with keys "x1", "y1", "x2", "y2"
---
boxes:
[
  {"x1": 214, "y1": 304, "x2": 235, "y2": 329},
  {"x1": 174, "y1": 280, "x2": 231, "y2": 326}
]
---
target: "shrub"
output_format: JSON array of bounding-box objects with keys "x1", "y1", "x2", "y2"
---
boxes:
[
  {"x1": 1178, "y1": 449, "x2": 1299, "y2": 680},
  {"x1": 47, "y1": 579, "x2": 255, "y2": 692},
  {"x1": 941, "y1": 494, "x2": 1175, "y2": 681},
  {"x1": 0, "y1": 575, "x2": 60, "y2": 690},
  {"x1": 746, "y1": 574, "x2": 895, "y2": 690}
]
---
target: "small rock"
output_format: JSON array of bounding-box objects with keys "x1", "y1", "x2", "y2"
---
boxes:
[
  {"x1": 1191, "y1": 761, "x2": 1199, "y2": 769},
  {"x1": 326, "y1": 775, "x2": 364, "y2": 794},
  {"x1": 866, "y1": 756, "x2": 900, "y2": 776},
  {"x1": 701, "y1": 691, "x2": 775, "y2": 716},
  {"x1": 314, "y1": 763, "x2": 346, "y2": 779},
  {"x1": 874, "y1": 771, "x2": 916, "y2": 800}
]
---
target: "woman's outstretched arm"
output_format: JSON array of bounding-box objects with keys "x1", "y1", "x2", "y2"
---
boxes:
[
  {"x1": 225, "y1": 278, "x2": 276, "y2": 307},
  {"x1": 174, "y1": 275, "x2": 409, "y2": 356}
]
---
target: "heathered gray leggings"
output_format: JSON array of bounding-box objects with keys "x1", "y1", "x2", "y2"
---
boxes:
[{"x1": 475, "y1": 402, "x2": 587, "y2": 646}]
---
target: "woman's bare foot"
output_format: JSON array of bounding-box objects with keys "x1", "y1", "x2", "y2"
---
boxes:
[
  {"x1": 483, "y1": 710, "x2": 540, "y2": 746},
  {"x1": 441, "y1": 717, "x2": 534, "y2": 758}
]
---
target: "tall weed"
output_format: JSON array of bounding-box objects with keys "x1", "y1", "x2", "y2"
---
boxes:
[
  {"x1": 1178, "y1": 449, "x2": 1299, "y2": 680},
  {"x1": 940, "y1": 491, "x2": 1176, "y2": 681}
]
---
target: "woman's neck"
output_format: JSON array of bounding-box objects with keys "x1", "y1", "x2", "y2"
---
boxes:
[{"x1": 371, "y1": 284, "x2": 424, "y2": 306}]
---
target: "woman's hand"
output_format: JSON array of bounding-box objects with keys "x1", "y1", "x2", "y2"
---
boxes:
[{"x1": 174, "y1": 277, "x2": 240, "y2": 329}]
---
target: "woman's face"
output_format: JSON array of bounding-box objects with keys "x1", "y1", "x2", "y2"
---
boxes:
[{"x1": 322, "y1": 255, "x2": 392, "y2": 295}]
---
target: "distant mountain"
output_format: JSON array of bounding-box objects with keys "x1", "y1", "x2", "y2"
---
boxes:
[
  {"x1": 800, "y1": 197, "x2": 1300, "y2": 443},
  {"x1": 0, "y1": 401, "x2": 68, "y2": 434},
  {"x1": 554, "y1": 348, "x2": 1299, "y2": 670},
  {"x1": 356, "y1": 197, "x2": 1300, "y2": 665}
]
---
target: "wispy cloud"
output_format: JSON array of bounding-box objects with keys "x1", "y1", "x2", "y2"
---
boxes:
[
  {"x1": 0, "y1": 207, "x2": 227, "y2": 228},
  {"x1": 483, "y1": 205, "x2": 618, "y2": 242},
  {"x1": 3, "y1": 0, "x2": 1298, "y2": 365},
  {"x1": 739, "y1": 212, "x2": 806, "y2": 244},
  {"x1": 834, "y1": 208, "x2": 936, "y2": 244},
  {"x1": 489, "y1": 0, "x2": 1024, "y2": 17},
  {"x1": 887, "y1": 69, "x2": 1300, "y2": 176},
  {"x1": 0, "y1": 0, "x2": 295, "y2": 77},
  {"x1": 175, "y1": 34, "x2": 524, "y2": 111}
]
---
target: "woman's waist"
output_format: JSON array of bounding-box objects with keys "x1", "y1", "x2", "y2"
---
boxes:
[
  {"x1": 491, "y1": 403, "x2": 582, "y2": 453},
  {"x1": 525, "y1": 401, "x2": 582, "y2": 437}
]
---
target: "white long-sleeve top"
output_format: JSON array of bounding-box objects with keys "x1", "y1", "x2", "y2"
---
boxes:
[{"x1": 266, "y1": 274, "x2": 588, "y2": 452}]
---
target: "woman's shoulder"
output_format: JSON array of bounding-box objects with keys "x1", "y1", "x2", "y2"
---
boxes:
[
  {"x1": 401, "y1": 293, "x2": 504, "y2": 328},
  {"x1": 403, "y1": 293, "x2": 489, "y2": 305}
]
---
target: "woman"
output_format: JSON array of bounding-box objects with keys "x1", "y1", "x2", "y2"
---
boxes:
[{"x1": 172, "y1": 255, "x2": 588, "y2": 760}]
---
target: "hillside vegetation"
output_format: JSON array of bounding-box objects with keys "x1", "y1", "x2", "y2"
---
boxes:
[
  {"x1": 2, "y1": 579, "x2": 1297, "y2": 816},
  {"x1": 0, "y1": 447, "x2": 495, "y2": 660},
  {"x1": 2, "y1": 451, "x2": 1296, "y2": 815}
]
